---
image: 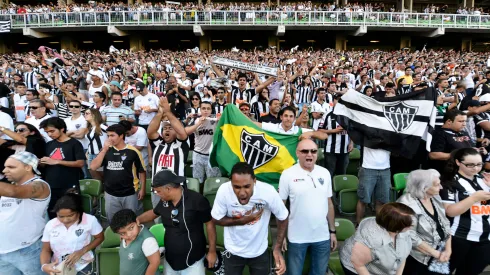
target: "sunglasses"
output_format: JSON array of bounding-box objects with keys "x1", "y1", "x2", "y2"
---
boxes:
[
  {"x1": 69, "y1": 105, "x2": 81, "y2": 108},
  {"x1": 171, "y1": 209, "x2": 179, "y2": 227},
  {"x1": 15, "y1": 128, "x2": 27, "y2": 133},
  {"x1": 29, "y1": 106, "x2": 39, "y2": 110},
  {"x1": 299, "y1": 149, "x2": 318, "y2": 154}
]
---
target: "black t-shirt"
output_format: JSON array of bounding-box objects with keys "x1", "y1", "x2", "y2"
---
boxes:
[
  {"x1": 44, "y1": 138, "x2": 85, "y2": 189},
  {"x1": 102, "y1": 145, "x2": 146, "y2": 197},
  {"x1": 26, "y1": 135, "x2": 46, "y2": 159},
  {"x1": 153, "y1": 189, "x2": 211, "y2": 271},
  {"x1": 167, "y1": 88, "x2": 188, "y2": 120},
  {"x1": 429, "y1": 128, "x2": 472, "y2": 173},
  {"x1": 259, "y1": 113, "x2": 281, "y2": 124}
]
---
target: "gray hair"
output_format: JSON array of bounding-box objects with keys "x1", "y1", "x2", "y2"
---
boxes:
[{"x1": 405, "y1": 169, "x2": 440, "y2": 199}]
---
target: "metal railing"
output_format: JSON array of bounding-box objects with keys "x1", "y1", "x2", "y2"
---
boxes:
[{"x1": 2, "y1": 11, "x2": 490, "y2": 29}]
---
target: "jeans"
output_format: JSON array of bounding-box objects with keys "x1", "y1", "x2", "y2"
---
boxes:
[
  {"x1": 357, "y1": 167, "x2": 391, "y2": 204},
  {"x1": 324, "y1": 153, "x2": 349, "y2": 178},
  {"x1": 287, "y1": 240, "x2": 330, "y2": 275},
  {"x1": 164, "y1": 257, "x2": 204, "y2": 275},
  {"x1": 0, "y1": 239, "x2": 44, "y2": 275}
]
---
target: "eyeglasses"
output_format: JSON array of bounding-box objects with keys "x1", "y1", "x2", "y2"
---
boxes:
[
  {"x1": 29, "y1": 106, "x2": 39, "y2": 110},
  {"x1": 299, "y1": 149, "x2": 318, "y2": 155},
  {"x1": 69, "y1": 105, "x2": 81, "y2": 108},
  {"x1": 460, "y1": 162, "x2": 483, "y2": 168},
  {"x1": 15, "y1": 128, "x2": 27, "y2": 133},
  {"x1": 171, "y1": 209, "x2": 179, "y2": 226}
]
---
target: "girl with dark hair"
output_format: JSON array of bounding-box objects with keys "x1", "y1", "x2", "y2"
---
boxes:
[
  {"x1": 201, "y1": 86, "x2": 215, "y2": 103},
  {"x1": 251, "y1": 87, "x2": 270, "y2": 121},
  {"x1": 440, "y1": 147, "x2": 490, "y2": 275},
  {"x1": 85, "y1": 108, "x2": 107, "y2": 181},
  {"x1": 0, "y1": 122, "x2": 46, "y2": 158},
  {"x1": 40, "y1": 193, "x2": 104, "y2": 275}
]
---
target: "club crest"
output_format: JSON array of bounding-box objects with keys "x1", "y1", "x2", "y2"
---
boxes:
[
  {"x1": 383, "y1": 102, "x2": 418, "y2": 133},
  {"x1": 240, "y1": 129, "x2": 279, "y2": 169},
  {"x1": 121, "y1": 154, "x2": 127, "y2": 161},
  {"x1": 75, "y1": 229, "x2": 84, "y2": 237},
  {"x1": 318, "y1": 178, "x2": 324, "y2": 185}
]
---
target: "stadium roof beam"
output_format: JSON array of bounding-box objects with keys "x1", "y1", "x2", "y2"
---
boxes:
[
  {"x1": 276, "y1": 25, "x2": 285, "y2": 36},
  {"x1": 107, "y1": 26, "x2": 128, "y2": 36},
  {"x1": 350, "y1": 26, "x2": 367, "y2": 36},
  {"x1": 424, "y1": 27, "x2": 445, "y2": 38},
  {"x1": 22, "y1": 28, "x2": 51, "y2": 38},
  {"x1": 193, "y1": 25, "x2": 204, "y2": 36}
]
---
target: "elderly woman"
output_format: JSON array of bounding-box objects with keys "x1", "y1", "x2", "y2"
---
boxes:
[
  {"x1": 397, "y1": 169, "x2": 452, "y2": 275},
  {"x1": 340, "y1": 202, "x2": 415, "y2": 275}
]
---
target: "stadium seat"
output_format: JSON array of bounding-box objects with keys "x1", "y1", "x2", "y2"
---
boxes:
[
  {"x1": 391, "y1": 173, "x2": 409, "y2": 201},
  {"x1": 346, "y1": 148, "x2": 360, "y2": 176},
  {"x1": 187, "y1": 151, "x2": 193, "y2": 164},
  {"x1": 186, "y1": 178, "x2": 200, "y2": 193},
  {"x1": 96, "y1": 227, "x2": 121, "y2": 275},
  {"x1": 79, "y1": 179, "x2": 102, "y2": 214},
  {"x1": 316, "y1": 148, "x2": 324, "y2": 165},
  {"x1": 203, "y1": 177, "x2": 229, "y2": 206},
  {"x1": 333, "y1": 175, "x2": 359, "y2": 215},
  {"x1": 185, "y1": 164, "x2": 193, "y2": 178},
  {"x1": 143, "y1": 179, "x2": 154, "y2": 212},
  {"x1": 149, "y1": 224, "x2": 165, "y2": 273},
  {"x1": 328, "y1": 219, "x2": 356, "y2": 275}
]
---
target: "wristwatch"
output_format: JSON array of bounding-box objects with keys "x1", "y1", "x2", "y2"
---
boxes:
[{"x1": 329, "y1": 229, "x2": 336, "y2": 234}]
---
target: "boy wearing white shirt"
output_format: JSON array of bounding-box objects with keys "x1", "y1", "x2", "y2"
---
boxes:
[
  {"x1": 211, "y1": 162, "x2": 288, "y2": 275},
  {"x1": 133, "y1": 82, "x2": 159, "y2": 131}
]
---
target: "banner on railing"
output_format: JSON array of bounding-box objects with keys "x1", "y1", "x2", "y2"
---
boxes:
[
  {"x1": 165, "y1": 1, "x2": 181, "y2": 5},
  {"x1": 212, "y1": 56, "x2": 278, "y2": 76},
  {"x1": 0, "y1": 21, "x2": 10, "y2": 33}
]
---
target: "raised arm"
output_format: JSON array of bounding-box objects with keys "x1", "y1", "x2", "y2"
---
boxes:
[{"x1": 159, "y1": 97, "x2": 188, "y2": 140}]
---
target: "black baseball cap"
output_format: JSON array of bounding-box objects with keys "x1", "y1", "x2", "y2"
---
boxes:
[
  {"x1": 135, "y1": 82, "x2": 145, "y2": 92},
  {"x1": 152, "y1": 169, "x2": 186, "y2": 188}
]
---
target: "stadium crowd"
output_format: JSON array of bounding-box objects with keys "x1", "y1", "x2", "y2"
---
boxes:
[
  {"x1": 1, "y1": 45, "x2": 490, "y2": 275},
  {"x1": 0, "y1": 1, "x2": 487, "y2": 14}
]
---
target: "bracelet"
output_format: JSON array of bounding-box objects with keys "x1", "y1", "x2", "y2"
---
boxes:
[{"x1": 41, "y1": 263, "x2": 48, "y2": 272}]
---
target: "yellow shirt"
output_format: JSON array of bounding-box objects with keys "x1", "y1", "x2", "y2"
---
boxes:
[{"x1": 397, "y1": 75, "x2": 413, "y2": 85}]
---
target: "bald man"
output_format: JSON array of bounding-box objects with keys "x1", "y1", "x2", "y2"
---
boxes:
[{"x1": 278, "y1": 139, "x2": 337, "y2": 274}]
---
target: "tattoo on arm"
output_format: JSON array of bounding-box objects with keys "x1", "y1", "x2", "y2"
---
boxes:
[{"x1": 30, "y1": 181, "x2": 45, "y2": 197}]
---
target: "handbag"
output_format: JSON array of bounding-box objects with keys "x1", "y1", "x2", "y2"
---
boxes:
[{"x1": 427, "y1": 241, "x2": 450, "y2": 274}]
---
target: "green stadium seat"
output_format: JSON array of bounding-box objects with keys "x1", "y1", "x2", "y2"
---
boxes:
[
  {"x1": 187, "y1": 151, "x2": 193, "y2": 164},
  {"x1": 333, "y1": 175, "x2": 359, "y2": 192},
  {"x1": 149, "y1": 224, "x2": 165, "y2": 273},
  {"x1": 186, "y1": 178, "x2": 200, "y2": 193},
  {"x1": 346, "y1": 148, "x2": 360, "y2": 176},
  {"x1": 79, "y1": 179, "x2": 102, "y2": 214},
  {"x1": 142, "y1": 179, "x2": 154, "y2": 212},
  {"x1": 96, "y1": 227, "x2": 121, "y2": 275},
  {"x1": 185, "y1": 164, "x2": 193, "y2": 178},
  {"x1": 99, "y1": 194, "x2": 107, "y2": 220},
  {"x1": 203, "y1": 177, "x2": 229, "y2": 206},
  {"x1": 391, "y1": 173, "x2": 409, "y2": 201},
  {"x1": 329, "y1": 218, "x2": 356, "y2": 275},
  {"x1": 333, "y1": 175, "x2": 359, "y2": 215}
]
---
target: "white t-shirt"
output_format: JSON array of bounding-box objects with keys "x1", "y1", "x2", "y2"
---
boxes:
[
  {"x1": 41, "y1": 213, "x2": 103, "y2": 272},
  {"x1": 362, "y1": 147, "x2": 391, "y2": 170},
  {"x1": 133, "y1": 93, "x2": 159, "y2": 125},
  {"x1": 211, "y1": 181, "x2": 289, "y2": 258},
  {"x1": 279, "y1": 163, "x2": 332, "y2": 243},
  {"x1": 310, "y1": 100, "x2": 331, "y2": 130},
  {"x1": 13, "y1": 93, "x2": 27, "y2": 122},
  {"x1": 262, "y1": 122, "x2": 312, "y2": 135},
  {"x1": 64, "y1": 115, "x2": 89, "y2": 149},
  {"x1": 125, "y1": 126, "x2": 149, "y2": 166},
  {"x1": 25, "y1": 114, "x2": 52, "y2": 141},
  {"x1": 0, "y1": 111, "x2": 14, "y2": 140}
]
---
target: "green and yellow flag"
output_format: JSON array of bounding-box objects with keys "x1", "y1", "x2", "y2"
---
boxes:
[{"x1": 210, "y1": 105, "x2": 299, "y2": 184}]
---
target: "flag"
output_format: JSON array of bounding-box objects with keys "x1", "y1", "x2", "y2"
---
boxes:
[
  {"x1": 334, "y1": 88, "x2": 436, "y2": 159},
  {"x1": 0, "y1": 21, "x2": 10, "y2": 33},
  {"x1": 210, "y1": 105, "x2": 299, "y2": 184}
]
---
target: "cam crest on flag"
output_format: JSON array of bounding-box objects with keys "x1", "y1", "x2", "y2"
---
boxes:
[
  {"x1": 383, "y1": 102, "x2": 418, "y2": 133},
  {"x1": 240, "y1": 129, "x2": 279, "y2": 169}
]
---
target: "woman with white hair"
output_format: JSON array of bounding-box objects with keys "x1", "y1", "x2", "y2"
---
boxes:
[{"x1": 397, "y1": 169, "x2": 452, "y2": 275}]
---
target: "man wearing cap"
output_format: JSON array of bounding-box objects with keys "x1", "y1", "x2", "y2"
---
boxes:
[
  {"x1": 134, "y1": 82, "x2": 159, "y2": 131},
  {"x1": 0, "y1": 151, "x2": 50, "y2": 275},
  {"x1": 137, "y1": 169, "x2": 218, "y2": 274},
  {"x1": 87, "y1": 70, "x2": 109, "y2": 104},
  {"x1": 110, "y1": 80, "x2": 122, "y2": 94},
  {"x1": 239, "y1": 102, "x2": 256, "y2": 121}
]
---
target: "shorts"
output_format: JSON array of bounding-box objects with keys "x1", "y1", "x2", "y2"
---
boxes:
[
  {"x1": 87, "y1": 154, "x2": 103, "y2": 172},
  {"x1": 357, "y1": 167, "x2": 391, "y2": 204}
]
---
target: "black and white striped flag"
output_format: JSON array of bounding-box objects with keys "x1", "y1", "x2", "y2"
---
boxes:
[
  {"x1": 334, "y1": 88, "x2": 437, "y2": 159},
  {"x1": 0, "y1": 21, "x2": 10, "y2": 33}
]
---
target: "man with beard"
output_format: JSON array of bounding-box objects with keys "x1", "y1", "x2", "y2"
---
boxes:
[{"x1": 147, "y1": 96, "x2": 189, "y2": 207}]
